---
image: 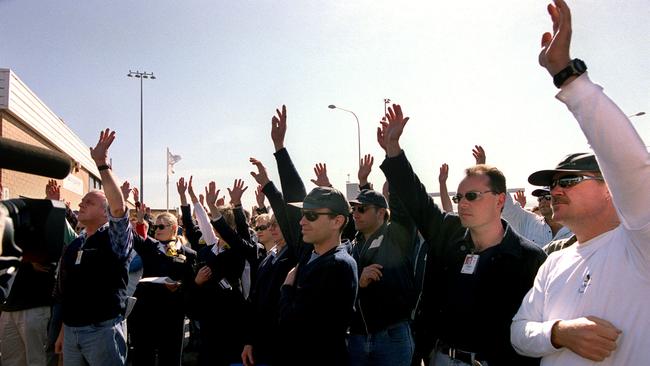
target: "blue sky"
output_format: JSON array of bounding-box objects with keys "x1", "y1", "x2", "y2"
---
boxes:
[{"x1": 1, "y1": 0, "x2": 648, "y2": 210}]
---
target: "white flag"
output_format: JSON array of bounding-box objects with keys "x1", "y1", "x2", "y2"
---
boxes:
[{"x1": 167, "y1": 149, "x2": 182, "y2": 175}]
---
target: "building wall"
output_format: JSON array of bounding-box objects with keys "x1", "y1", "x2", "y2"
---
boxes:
[{"x1": 1, "y1": 110, "x2": 88, "y2": 208}]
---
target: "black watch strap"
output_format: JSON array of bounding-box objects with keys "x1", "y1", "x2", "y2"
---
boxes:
[
  {"x1": 553, "y1": 59, "x2": 587, "y2": 88},
  {"x1": 97, "y1": 164, "x2": 111, "y2": 171}
]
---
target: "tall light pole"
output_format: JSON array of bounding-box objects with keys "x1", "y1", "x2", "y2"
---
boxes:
[
  {"x1": 329, "y1": 105, "x2": 361, "y2": 167},
  {"x1": 628, "y1": 111, "x2": 646, "y2": 118},
  {"x1": 127, "y1": 70, "x2": 155, "y2": 203}
]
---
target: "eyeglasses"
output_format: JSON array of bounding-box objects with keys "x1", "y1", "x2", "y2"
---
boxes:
[
  {"x1": 153, "y1": 224, "x2": 170, "y2": 230},
  {"x1": 255, "y1": 224, "x2": 270, "y2": 231},
  {"x1": 550, "y1": 175, "x2": 604, "y2": 189},
  {"x1": 451, "y1": 190, "x2": 494, "y2": 204},
  {"x1": 302, "y1": 210, "x2": 334, "y2": 222},
  {"x1": 537, "y1": 195, "x2": 552, "y2": 202},
  {"x1": 351, "y1": 205, "x2": 373, "y2": 214}
]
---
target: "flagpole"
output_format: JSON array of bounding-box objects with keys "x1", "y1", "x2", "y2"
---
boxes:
[{"x1": 166, "y1": 147, "x2": 170, "y2": 212}]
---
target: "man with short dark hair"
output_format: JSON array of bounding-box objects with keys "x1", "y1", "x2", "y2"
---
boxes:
[
  {"x1": 348, "y1": 158, "x2": 418, "y2": 366},
  {"x1": 378, "y1": 104, "x2": 546, "y2": 365},
  {"x1": 510, "y1": 1, "x2": 650, "y2": 364},
  {"x1": 54, "y1": 129, "x2": 133, "y2": 366},
  {"x1": 279, "y1": 186, "x2": 358, "y2": 366}
]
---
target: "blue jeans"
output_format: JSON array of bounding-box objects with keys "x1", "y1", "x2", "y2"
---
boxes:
[
  {"x1": 63, "y1": 316, "x2": 127, "y2": 366},
  {"x1": 349, "y1": 321, "x2": 414, "y2": 366}
]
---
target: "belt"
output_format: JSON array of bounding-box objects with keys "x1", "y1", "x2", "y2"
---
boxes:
[{"x1": 436, "y1": 340, "x2": 486, "y2": 366}]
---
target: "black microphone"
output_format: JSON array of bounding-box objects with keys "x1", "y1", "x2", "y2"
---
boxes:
[{"x1": 0, "y1": 137, "x2": 74, "y2": 179}]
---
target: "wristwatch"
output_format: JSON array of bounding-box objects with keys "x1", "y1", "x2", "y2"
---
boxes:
[{"x1": 553, "y1": 59, "x2": 587, "y2": 88}]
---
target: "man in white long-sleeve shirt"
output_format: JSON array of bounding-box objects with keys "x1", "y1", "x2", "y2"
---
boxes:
[{"x1": 510, "y1": 0, "x2": 650, "y2": 365}]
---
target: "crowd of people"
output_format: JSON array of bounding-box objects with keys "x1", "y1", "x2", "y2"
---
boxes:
[{"x1": 0, "y1": 1, "x2": 648, "y2": 365}]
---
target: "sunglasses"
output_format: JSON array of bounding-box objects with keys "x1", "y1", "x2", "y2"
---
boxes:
[
  {"x1": 153, "y1": 224, "x2": 170, "y2": 230},
  {"x1": 537, "y1": 195, "x2": 552, "y2": 202},
  {"x1": 550, "y1": 175, "x2": 604, "y2": 189},
  {"x1": 255, "y1": 224, "x2": 270, "y2": 231},
  {"x1": 302, "y1": 210, "x2": 334, "y2": 222},
  {"x1": 451, "y1": 190, "x2": 494, "y2": 204},
  {"x1": 351, "y1": 205, "x2": 373, "y2": 214}
]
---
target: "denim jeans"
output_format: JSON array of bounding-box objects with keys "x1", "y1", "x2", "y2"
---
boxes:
[
  {"x1": 349, "y1": 321, "x2": 414, "y2": 366},
  {"x1": 63, "y1": 316, "x2": 127, "y2": 366}
]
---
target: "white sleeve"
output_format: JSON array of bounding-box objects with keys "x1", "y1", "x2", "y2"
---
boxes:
[
  {"x1": 557, "y1": 74, "x2": 650, "y2": 257},
  {"x1": 502, "y1": 193, "x2": 550, "y2": 245},
  {"x1": 510, "y1": 260, "x2": 562, "y2": 357},
  {"x1": 192, "y1": 202, "x2": 219, "y2": 246}
]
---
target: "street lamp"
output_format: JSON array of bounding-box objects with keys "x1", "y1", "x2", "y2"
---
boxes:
[
  {"x1": 328, "y1": 105, "x2": 361, "y2": 167},
  {"x1": 384, "y1": 98, "x2": 391, "y2": 117},
  {"x1": 127, "y1": 70, "x2": 155, "y2": 203},
  {"x1": 628, "y1": 111, "x2": 646, "y2": 118}
]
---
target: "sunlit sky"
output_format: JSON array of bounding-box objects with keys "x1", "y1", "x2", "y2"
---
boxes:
[{"x1": 1, "y1": 0, "x2": 648, "y2": 211}]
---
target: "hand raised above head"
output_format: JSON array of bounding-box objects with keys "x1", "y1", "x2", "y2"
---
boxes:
[
  {"x1": 271, "y1": 105, "x2": 287, "y2": 151},
  {"x1": 249, "y1": 157, "x2": 271, "y2": 186},
  {"x1": 378, "y1": 104, "x2": 409, "y2": 157},
  {"x1": 187, "y1": 176, "x2": 199, "y2": 204},
  {"x1": 90, "y1": 128, "x2": 116, "y2": 165},
  {"x1": 358, "y1": 154, "x2": 374, "y2": 185},
  {"x1": 472, "y1": 145, "x2": 486, "y2": 165},
  {"x1": 228, "y1": 179, "x2": 248, "y2": 206},
  {"x1": 539, "y1": 0, "x2": 573, "y2": 77},
  {"x1": 310, "y1": 163, "x2": 331, "y2": 187},
  {"x1": 438, "y1": 163, "x2": 449, "y2": 184}
]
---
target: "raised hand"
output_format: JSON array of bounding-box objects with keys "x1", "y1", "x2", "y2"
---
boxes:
[
  {"x1": 187, "y1": 176, "x2": 199, "y2": 204},
  {"x1": 472, "y1": 145, "x2": 486, "y2": 164},
  {"x1": 136, "y1": 202, "x2": 148, "y2": 223},
  {"x1": 539, "y1": 0, "x2": 573, "y2": 77},
  {"x1": 120, "y1": 181, "x2": 131, "y2": 201},
  {"x1": 176, "y1": 177, "x2": 188, "y2": 206},
  {"x1": 199, "y1": 193, "x2": 205, "y2": 207},
  {"x1": 45, "y1": 179, "x2": 61, "y2": 201},
  {"x1": 90, "y1": 128, "x2": 115, "y2": 165},
  {"x1": 271, "y1": 105, "x2": 287, "y2": 152},
  {"x1": 255, "y1": 185, "x2": 266, "y2": 209},
  {"x1": 132, "y1": 187, "x2": 140, "y2": 203},
  {"x1": 249, "y1": 157, "x2": 271, "y2": 186},
  {"x1": 438, "y1": 163, "x2": 449, "y2": 184},
  {"x1": 378, "y1": 104, "x2": 409, "y2": 157},
  {"x1": 358, "y1": 154, "x2": 374, "y2": 187},
  {"x1": 204, "y1": 182, "x2": 220, "y2": 210},
  {"x1": 227, "y1": 179, "x2": 249, "y2": 206},
  {"x1": 514, "y1": 190, "x2": 527, "y2": 208},
  {"x1": 310, "y1": 163, "x2": 331, "y2": 187}
]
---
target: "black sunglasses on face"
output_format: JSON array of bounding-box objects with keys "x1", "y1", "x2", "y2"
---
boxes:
[
  {"x1": 451, "y1": 190, "x2": 494, "y2": 204},
  {"x1": 537, "y1": 195, "x2": 552, "y2": 202},
  {"x1": 255, "y1": 224, "x2": 270, "y2": 231},
  {"x1": 550, "y1": 175, "x2": 604, "y2": 189},
  {"x1": 351, "y1": 205, "x2": 372, "y2": 214},
  {"x1": 153, "y1": 224, "x2": 170, "y2": 230},
  {"x1": 302, "y1": 210, "x2": 334, "y2": 222}
]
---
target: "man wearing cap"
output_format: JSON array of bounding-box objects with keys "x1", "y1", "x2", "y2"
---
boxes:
[
  {"x1": 278, "y1": 186, "x2": 358, "y2": 366},
  {"x1": 347, "y1": 186, "x2": 418, "y2": 366},
  {"x1": 502, "y1": 186, "x2": 572, "y2": 247},
  {"x1": 510, "y1": 1, "x2": 650, "y2": 364},
  {"x1": 378, "y1": 104, "x2": 546, "y2": 365}
]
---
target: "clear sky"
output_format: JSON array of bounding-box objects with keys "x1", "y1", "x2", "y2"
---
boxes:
[{"x1": 1, "y1": 0, "x2": 648, "y2": 211}]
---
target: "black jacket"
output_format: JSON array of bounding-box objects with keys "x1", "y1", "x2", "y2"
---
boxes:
[
  {"x1": 350, "y1": 186, "x2": 418, "y2": 334},
  {"x1": 381, "y1": 151, "x2": 546, "y2": 366}
]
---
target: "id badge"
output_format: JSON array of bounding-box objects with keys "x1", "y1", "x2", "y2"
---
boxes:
[
  {"x1": 460, "y1": 254, "x2": 479, "y2": 274},
  {"x1": 75, "y1": 250, "x2": 83, "y2": 265}
]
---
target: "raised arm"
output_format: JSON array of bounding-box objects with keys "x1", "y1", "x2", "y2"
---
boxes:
[
  {"x1": 358, "y1": 154, "x2": 374, "y2": 190},
  {"x1": 228, "y1": 179, "x2": 253, "y2": 243},
  {"x1": 438, "y1": 163, "x2": 453, "y2": 213},
  {"x1": 270, "y1": 105, "x2": 307, "y2": 203},
  {"x1": 90, "y1": 129, "x2": 126, "y2": 217},
  {"x1": 378, "y1": 105, "x2": 447, "y2": 242},
  {"x1": 310, "y1": 163, "x2": 332, "y2": 187}
]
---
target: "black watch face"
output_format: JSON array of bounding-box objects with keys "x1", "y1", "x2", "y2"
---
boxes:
[{"x1": 573, "y1": 59, "x2": 587, "y2": 73}]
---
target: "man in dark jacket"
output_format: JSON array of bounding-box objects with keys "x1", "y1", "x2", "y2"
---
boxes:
[
  {"x1": 377, "y1": 105, "x2": 546, "y2": 366},
  {"x1": 348, "y1": 185, "x2": 418, "y2": 366}
]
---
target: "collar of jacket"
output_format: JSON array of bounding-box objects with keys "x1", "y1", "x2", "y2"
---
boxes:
[{"x1": 453, "y1": 219, "x2": 524, "y2": 258}]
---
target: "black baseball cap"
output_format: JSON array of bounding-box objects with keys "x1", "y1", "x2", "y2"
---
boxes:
[
  {"x1": 531, "y1": 188, "x2": 550, "y2": 197},
  {"x1": 528, "y1": 153, "x2": 600, "y2": 186},
  {"x1": 289, "y1": 187, "x2": 350, "y2": 216},
  {"x1": 349, "y1": 189, "x2": 388, "y2": 209}
]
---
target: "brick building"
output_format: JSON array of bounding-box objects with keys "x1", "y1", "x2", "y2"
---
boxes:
[{"x1": 0, "y1": 68, "x2": 106, "y2": 208}]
